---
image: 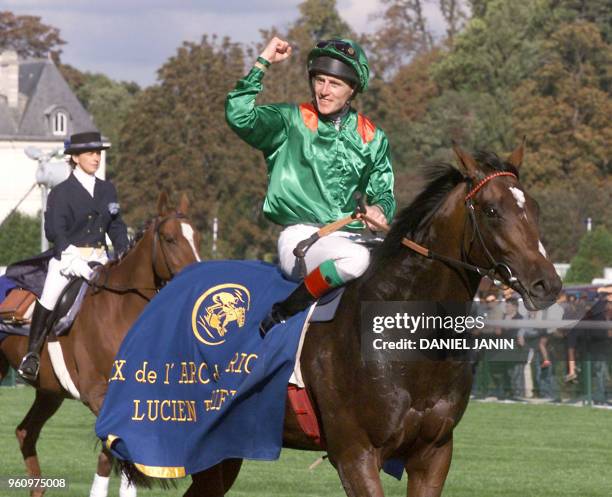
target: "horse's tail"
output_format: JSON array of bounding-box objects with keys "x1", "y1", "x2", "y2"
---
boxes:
[{"x1": 113, "y1": 459, "x2": 177, "y2": 490}]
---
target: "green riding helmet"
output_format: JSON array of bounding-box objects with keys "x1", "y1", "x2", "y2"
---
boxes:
[{"x1": 307, "y1": 38, "x2": 370, "y2": 92}]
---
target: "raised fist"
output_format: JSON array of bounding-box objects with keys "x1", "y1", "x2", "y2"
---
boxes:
[{"x1": 260, "y1": 37, "x2": 292, "y2": 64}]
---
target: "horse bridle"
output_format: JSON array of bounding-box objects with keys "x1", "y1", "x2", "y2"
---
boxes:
[
  {"x1": 90, "y1": 212, "x2": 187, "y2": 300},
  {"x1": 152, "y1": 212, "x2": 187, "y2": 282},
  {"x1": 460, "y1": 172, "x2": 528, "y2": 294},
  {"x1": 359, "y1": 171, "x2": 528, "y2": 293}
]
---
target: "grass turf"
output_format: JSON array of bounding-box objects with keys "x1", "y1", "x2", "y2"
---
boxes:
[{"x1": 1, "y1": 386, "x2": 611, "y2": 496}]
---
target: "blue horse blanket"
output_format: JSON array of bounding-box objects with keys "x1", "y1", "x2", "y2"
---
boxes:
[{"x1": 95, "y1": 261, "x2": 308, "y2": 477}]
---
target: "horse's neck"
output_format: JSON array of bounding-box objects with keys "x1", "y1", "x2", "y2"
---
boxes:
[
  {"x1": 363, "y1": 187, "x2": 480, "y2": 302},
  {"x1": 110, "y1": 235, "x2": 156, "y2": 288}
]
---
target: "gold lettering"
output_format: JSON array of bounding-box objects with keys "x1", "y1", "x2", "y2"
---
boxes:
[
  {"x1": 164, "y1": 363, "x2": 174, "y2": 384},
  {"x1": 179, "y1": 362, "x2": 190, "y2": 384},
  {"x1": 243, "y1": 354, "x2": 258, "y2": 374},
  {"x1": 225, "y1": 353, "x2": 240, "y2": 373},
  {"x1": 135, "y1": 361, "x2": 157, "y2": 383},
  {"x1": 110, "y1": 360, "x2": 126, "y2": 381},
  {"x1": 202, "y1": 388, "x2": 237, "y2": 412},
  {"x1": 225, "y1": 352, "x2": 258, "y2": 374},
  {"x1": 189, "y1": 362, "x2": 197, "y2": 384},
  {"x1": 197, "y1": 362, "x2": 210, "y2": 384},
  {"x1": 186, "y1": 400, "x2": 197, "y2": 422},
  {"x1": 177, "y1": 401, "x2": 186, "y2": 421},
  {"x1": 147, "y1": 399, "x2": 159, "y2": 421},
  {"x1": 160, "y1": 400, "x2": 172, "y2": 421},
  {"x1": 131, "y1": 400, "x2": 145, "y2": 421},
  {"x1": 132, "y1": 399, "x2": 197, "y2": 422}
]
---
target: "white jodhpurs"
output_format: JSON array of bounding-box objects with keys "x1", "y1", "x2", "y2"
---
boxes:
[
  {"x1": 277, "y1": 224, "x2": 378, "y2": 282},
  {"x1": 39, "y1": 249, "x2": 108, "y2": 311}
]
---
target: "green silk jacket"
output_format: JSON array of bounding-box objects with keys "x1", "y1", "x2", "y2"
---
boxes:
[{"x1": 225, "y1": 67, "x2": 396, "y2": 227}]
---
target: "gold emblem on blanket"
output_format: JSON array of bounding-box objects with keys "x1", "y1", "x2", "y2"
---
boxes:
[{"x1": 192, "y1": 284, "x2": 251, "y2": 346}]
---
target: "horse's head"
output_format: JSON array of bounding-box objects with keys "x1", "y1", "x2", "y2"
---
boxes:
[
  {"x1": 452, "y1": 141, "x2": 561, "y2": 310},
  {"x1": 149, "y1": 192, "x2": 201, "y2": 282}
]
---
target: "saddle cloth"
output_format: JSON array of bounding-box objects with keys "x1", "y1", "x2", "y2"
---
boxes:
[{"x1": 96, "y1": 260, "x2": 310, "y2": 477}]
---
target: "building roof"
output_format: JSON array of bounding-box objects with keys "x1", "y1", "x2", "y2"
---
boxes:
[{"x1": 0, "y1": 57, "x2": 97, "y2": 141}]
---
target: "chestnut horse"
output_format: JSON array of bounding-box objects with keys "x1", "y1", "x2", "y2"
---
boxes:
[
  {"x1": 0, "y1": 192, "x2": 201, "y2": 497},
  {"x1": 183, "y1": 143, "x2": 561, "y2": 497}
]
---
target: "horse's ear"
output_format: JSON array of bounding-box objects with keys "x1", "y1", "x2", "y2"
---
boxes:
[
  {"x1": 178, "y1": 193, "x2": 189, "y2": 215},
  {"x1": 452, "y1": 142, "x2": 478, "y2": 177},
  {"x1": 157, "y1": 191, "x2": 169, "y2": 216},
  {"x1": 507, "y1": 136, "x2": 526, "y2": 170}
]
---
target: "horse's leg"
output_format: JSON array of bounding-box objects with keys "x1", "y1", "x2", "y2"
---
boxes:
[
  {"x1": 332, "y1": 448, "x2": 385, "y2": 497},
  {"x1": 89, "y1": 447, "x2": 112, "y2": 497},
  {"x1": 0, "y1": 351, "x2": 9, "y2": 380},
  {"x1": 15, "y1": 390, "x2": 64, "y2": 497},
  {"x1": 405, "y1": 439, "x2": 453, "y2": 497},
  {"x1": 221, "y1": 458, "x2": 242, "y2": 491},
  {"x1": 183, "y1": 464, "x2": 225, "y2": 497}
]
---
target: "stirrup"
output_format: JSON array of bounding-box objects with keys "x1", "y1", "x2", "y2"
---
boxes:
[{"x1": 17, "y1": 352, "x2": 41, "y2": 383}]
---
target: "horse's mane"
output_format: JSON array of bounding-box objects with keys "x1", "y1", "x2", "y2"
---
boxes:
[
  {"x1": 371, "y1": 150, "x2": 519, "y2": 265},
  {"x1": 104, "y1": 219, "x2": 154, "y2": 269}
]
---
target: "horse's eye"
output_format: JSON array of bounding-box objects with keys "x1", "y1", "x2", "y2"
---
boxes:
[
  {"x1": 164, "y1": 235, "x2": 177, "y2": 244},
  {"x1": 483, "y1": 206, "x2": 498, "y2": 218}
]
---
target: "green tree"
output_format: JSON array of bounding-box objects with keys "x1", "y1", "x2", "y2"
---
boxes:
[
  {"x1": 512, "y1": 21, "x2": 611, "y2": 185},
  {"x1": 367, "y1": 0, "x2": 435, "y2": 78},
  {"x1": 511, "y1": 21, "x2": 611, "y2": 261},
  {"x1": 0, "y1": 11, "x2": 65, "y2": 59},
  {"x1": 73, "y1": 73, "x2": 140, "y2": 177},
  {"x1": 115, "y1": 36, "x2": 277, "y2": 259},
  {"x1": 0, "y1": 212, "x2": 41, "y2": 266},
  {"x1": 565, "y1": 227, "x2": 612, "y2": 283},
  {"x1": 55, "y1": 64, "x2": 141, "y2": 178}
]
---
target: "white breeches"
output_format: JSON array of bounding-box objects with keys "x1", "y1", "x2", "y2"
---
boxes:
[
  {"x1": 40, "y1": 249, "x2": 108, "y2": 310},
  {"x1": 277, "y1": 224, "x2": 378, "y2": 282}
]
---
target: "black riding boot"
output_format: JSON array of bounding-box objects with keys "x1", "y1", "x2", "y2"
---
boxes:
[
  {"x1": 259, "y1": 283, "x2": 317, "y2": 336},
  {"x1": 17, "y1": 301, "x2": 52, "y2": 383}
]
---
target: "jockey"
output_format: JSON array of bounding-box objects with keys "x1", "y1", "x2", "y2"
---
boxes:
[
  {"x1": 18, "y1": 131, "x2": 129, "y2": 382},
  {"x1": 226, "y1": 37, "x2": 396, "y2": 334}
]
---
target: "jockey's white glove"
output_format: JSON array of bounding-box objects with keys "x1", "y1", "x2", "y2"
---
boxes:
[
  {"x1": 59, "y1": 245, "x2": 80, "y2": 272},
  {"x1": 61, "y1": 257, "x2": 94, "y2": 280}
]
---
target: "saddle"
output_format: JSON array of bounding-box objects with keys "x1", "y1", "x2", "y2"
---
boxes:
[
  {"x1": 0, "y1": 288, "x2": 36, "y2": 323},
  {"x1": 0, "y1": 264, "x2": 101, "y2": 338}
]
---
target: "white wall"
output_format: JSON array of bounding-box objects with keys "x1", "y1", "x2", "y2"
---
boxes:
[{"x1": 0, "y1": 140, "x2": 107, "y2": 223}]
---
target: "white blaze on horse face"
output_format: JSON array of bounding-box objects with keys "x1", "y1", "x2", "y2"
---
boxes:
[
  {"x1": 509, "y1": 186, "x2": 525, "y2": 209},
  {"x1": 538, "y1": 240, "x2": 548, "y2": 259},
  {"x1": 181, "y1": 222, "x2": 201, "y2": 261},
  {"x1": 509, "y1": 186, "x2": 527, "y2": 220}
]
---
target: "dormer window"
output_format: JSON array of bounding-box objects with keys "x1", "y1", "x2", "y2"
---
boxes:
[{"x1": 53, "y1": 111, "x2": 67, "y2": 136}]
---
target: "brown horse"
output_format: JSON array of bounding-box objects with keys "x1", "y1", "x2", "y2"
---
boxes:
[
  {"x1": 0, "y1": 192, "x2": 201, "y2": 497},
  {"x1": 183, "y1": 143, "x2": 561, "y2": 497}
]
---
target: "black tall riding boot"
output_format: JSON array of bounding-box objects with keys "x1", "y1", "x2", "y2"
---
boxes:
[
  {"x1": 17, "y1": 301, "x2": 52, "y2": 383},
  {"x1": 259, "y1": 283, "x2": 318, "y2": 336},
  {"x1": 260, "y1": 261, "x2": 345, "y2": 336}
]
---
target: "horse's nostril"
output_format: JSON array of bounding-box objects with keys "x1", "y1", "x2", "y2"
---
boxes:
[{"x1": 530, "y1": 279, "x2": 548, "y2": 297}]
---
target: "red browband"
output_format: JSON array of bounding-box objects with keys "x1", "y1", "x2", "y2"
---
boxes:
[{"x1": 465, "y1": 171, "x2": 517, "y2": 201}]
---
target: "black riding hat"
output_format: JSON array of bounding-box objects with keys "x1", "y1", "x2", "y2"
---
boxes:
[{"x1": 64, "y1": 131, "x2": 109, "y2": 155}]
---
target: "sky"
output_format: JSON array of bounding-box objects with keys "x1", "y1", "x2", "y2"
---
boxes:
[{"x1": 2, "y1": 0, "x2": 446, "y2": 87}]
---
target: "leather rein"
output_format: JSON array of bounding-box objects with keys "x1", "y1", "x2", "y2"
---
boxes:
[{"x1": 364, "y1": 171, "x2": 526, "y2": 292}]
